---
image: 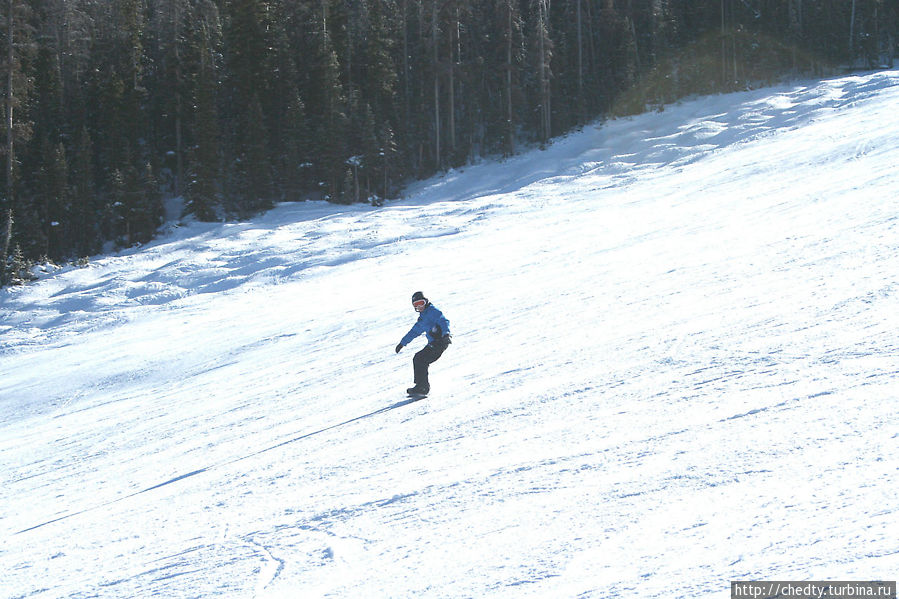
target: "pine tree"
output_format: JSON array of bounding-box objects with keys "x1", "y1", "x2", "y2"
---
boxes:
[
  {"x1": 148, "y1": 0, "x2": 192, "y2": 196},
  {"x1": 223, "y1": 0, "x2": 275, "y2": 215},
  {"x1": 30, "y1": 43, "x2": 63, "y2": 147},
  {"x1": 70, "y1": 127, "x2": 98, "y2": 257},
  {"x1": 530, "y1": 0, "x2": 553, "y2": 144},
  {"x1": 185, "y1": 24, "x2": 221, "y2": 222},
  {"x1": 359, "y1": 102, "x2": 380, "y2": 200},
  {"x1": 134, "y1": 162, "x2": 163, "y2": 243},
  {"x1": 310, "y1": 9, "x2": 348, "y2": 202},
  {"x1": 339, "y1": 166, "x2": 355, "y2": 205},
  {"x1": 111, "y1": 162, "x2": 162, "y2": 248},
  {"x1": 499, "y1": 0, "x2": 523, "y2": 156},
  {"x1": 225, "y1": 0, "x2": 268, "y2": 110},
  {"x1": 363, "y1": 0, "x2": 399, "y2": 123},
  {"x1": 235, "y1": 92, "x2": 273, "y2": 214},
  {"x1": 262, "y1": 1, "x2": 302, "y2": 199},
  {"x1": 280, "y1": 89, "x2": 310, "y2": 199},
  {"x1": 0, "y1": 0, "x2": 34, "y2": 285},
  {"x1": 108, "y1": 168, "x2": 127, "y2": 246},
  {"x1": 8, "y1": 242, "x2": 33, "y2": 284},
  {"x1": 42, "y1": 140, "x2": 69, "y2": 260},
  {"x1": 379, "y1": 122, "x2": 398, "y2": 201}
]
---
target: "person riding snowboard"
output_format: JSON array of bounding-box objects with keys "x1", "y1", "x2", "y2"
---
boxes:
[{"x1": 395, "y1": 291, "x2": 451, "y2": 396}]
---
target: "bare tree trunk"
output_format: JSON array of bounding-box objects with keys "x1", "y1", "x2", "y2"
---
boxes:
[
  {"x1": 448, "y1": 5, "x2": 456, "y2": 157},
  {"x1": 732, "y1": 19, "x2": 738, "y2": 83},
  {"x1": 890, "y1": 30, "x2": 896, "y2": 68},
  {"x1": 630, "y1": 16, "x2": 640, "y2": 72},
  {"x1": 504, "y1": 0, "x2": 514, "y2": 156},
  {"x1": 2, "y1": 0, "x2": 15, "y2": 285},
  {"x1": 537, "y1": 0, "x2": 550, "y2": 143},
  {"x1": 544, "y1": 0, "x2": 551, "y2": 142},
  {"x1": 576, "y1": 0, "x2": 583, "y2": 123},
  {"x1": 173, "y1": 0, "x2": 183, "y2": 196},
  {"x1": 789, "y1": 0, "x2": 802, "y2": 71},
  {"x1": 1, "y1": 209, "x2": 10, "y2": 285},
  {"x1": 849, "y1": 0, "x2": 857, "y2": 62},
  {"x1": 402, "y1": 0, "x2": 409, "y2": 127},
  {"x1": 432, "y1": 0, "x2": 440, "y2": 169},
  {"x1": 585, "y1": 0, "x2": 596, "y2": 106},
  {"x1": 721, "y1": 0, "x2": 727, "y2": 85},
  {"x1": 627, "y1": 0, "x2": 640, "y2": 73}
]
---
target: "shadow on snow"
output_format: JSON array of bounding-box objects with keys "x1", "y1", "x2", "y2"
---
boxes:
[{"x1": 14, "y1": 397, "x2": 423, "y2": 535}]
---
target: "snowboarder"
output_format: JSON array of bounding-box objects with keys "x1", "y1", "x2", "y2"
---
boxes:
[{"x1": 395, "y1": 291, "x2": 451, "y2": 396}]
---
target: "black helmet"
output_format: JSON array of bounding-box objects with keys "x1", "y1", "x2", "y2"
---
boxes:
[{"x1": 411, "y1": 291, "x2": 428, "y2": 312}]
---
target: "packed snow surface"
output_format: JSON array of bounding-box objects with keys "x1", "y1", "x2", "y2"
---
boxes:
[{"x1": 2, "y1": 71, "x2": 898, "y2": 598}]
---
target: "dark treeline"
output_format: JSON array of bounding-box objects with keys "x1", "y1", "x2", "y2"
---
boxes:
[{"x1": 1, "y1": 0, "x2": 896, "y2": 284}]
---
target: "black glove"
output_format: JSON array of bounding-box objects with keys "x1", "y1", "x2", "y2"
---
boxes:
[{"x1": 395, "y1": 343, "x2": 404, "y2": 353}]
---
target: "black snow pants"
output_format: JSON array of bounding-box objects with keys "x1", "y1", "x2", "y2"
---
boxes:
[{"x1": 413, "y1": 337, "x2": 450, "y2": 388}]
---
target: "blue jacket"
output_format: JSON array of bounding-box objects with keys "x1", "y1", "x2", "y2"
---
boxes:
[{"x1": 401, "y1": 303, "x2": 451, "y2": 346}]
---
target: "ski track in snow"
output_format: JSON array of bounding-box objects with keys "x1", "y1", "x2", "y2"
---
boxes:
[{"x1": 1, "y1": 71, "x2": 898, "y2": 598}]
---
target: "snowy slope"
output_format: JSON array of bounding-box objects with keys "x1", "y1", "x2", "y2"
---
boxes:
[{"x1": 2, "y1": 71, "x2": 898, "y2": 598}]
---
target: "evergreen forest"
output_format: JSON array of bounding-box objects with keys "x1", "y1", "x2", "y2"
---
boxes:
[{"x1": 1, "y1": 0, "x2": 896, "y2": 285}]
